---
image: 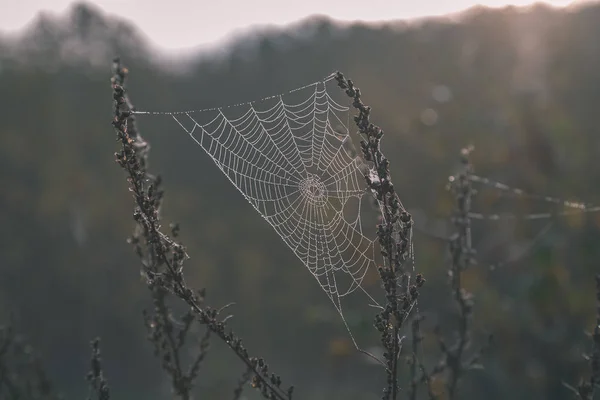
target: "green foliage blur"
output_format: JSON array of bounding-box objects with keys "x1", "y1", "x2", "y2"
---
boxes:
[{"x1": 0, "y1": 2, "x2": 599, "y2": 399}]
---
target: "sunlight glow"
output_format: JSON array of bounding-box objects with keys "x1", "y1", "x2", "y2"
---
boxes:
[{"x1": 0, "y1": 0, "x2": 589, "y2": 52}]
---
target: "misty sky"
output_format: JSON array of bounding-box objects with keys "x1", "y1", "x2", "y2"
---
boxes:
[{"x1": 1, "y1": 0, "x2": 586, "y2": 52}]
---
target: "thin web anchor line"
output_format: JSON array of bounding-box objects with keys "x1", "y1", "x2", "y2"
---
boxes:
[
  {"x1": 460, "y1": 173, "x2": 600, "y2": 221},
  {"x1": 131, "y1": 72, "x2": 339, "y2": 116},
  {"x1": 415, "y1": 173, "x2": 598, "y2": 271},
  {"x1": 465, "y1": 176, "x2": 600, "y2": 221},
  {"x1": 461, "y1": 175, "x2": 598, "y2": 269},
  {"x1": 470, "y1": 174, "x2": 588, "y2": 210},
  {"x1": 487, "y1": 221, "x2": 554, "y2": 270},
  {"x1": 469, "y1": 206, "x2": 600, "y2": 221}
]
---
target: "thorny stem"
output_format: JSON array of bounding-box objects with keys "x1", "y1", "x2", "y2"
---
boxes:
[
  {"x1": 111, "y1": 58, "x2": 293, "y2": 400},
  {"x1": 334, "y1": 71, "x2": 424, "y2": 400}
]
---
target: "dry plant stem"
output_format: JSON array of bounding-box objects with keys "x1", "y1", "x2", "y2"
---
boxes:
[
  {"x1": 576, "y1": 274, "x2": 600, "y2": 399},
  {"x1": 86, "y1": 338, "x2": 110, "y2": 400},
  {"x1": 142, "y1": 284, "x2": 210, "y2": 400},
  {"x1": 233, "y1": 367, "x2": 254, "y2": 400},
  {"x1": 588, "y1": 274, "x2": 600, "y2": 398},
  {"x1": 150, "y1": 289, "x2": 188, "y2": 400},
  {"x1": 0, "y1": 323, "x2": 22, "y2": 399},
  {"x1": 444, "y1": 147, "x2": 476, "y2": 399},
  {"x1": 418, "y1": 149, "x2": 490, "y2": 399},
  {"x1": 334, "y1": 72, "x2": 424, "y2": 400},
  {"x1": 408, "y1": 312, "x2": 424, "y2": 400},
  {"x1": 0, "y1": 318, "x2": 61, "y2": 400},
  {"x1": 111, "y1": 58, "x2": 293, "y2": 400}
]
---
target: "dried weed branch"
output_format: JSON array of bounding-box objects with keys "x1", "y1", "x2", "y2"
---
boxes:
[
  {"x1": 420, "y1": 146, "x2": 491, "y2": 399},
  {"x1": 0, "y1": 319, "x2": 61, "y2": 400},
  {"x1": 408, "y1": 312, "x2": 425, "y2": 400},
  {"x1": 86, "y1": 338, "x2": 110, "y2": 400},
  {"x1": 142, "y1": 284, "x2": 210, "y2": 400},
  {"x1": 334, "y1": 71, "x2": 425, "y2": 400},
  {"x1": 443, "y1": 146, "x2": 477, "y2": 399},
  {"x1": 567, "y1": 274, "x2": 600, "y2": 399},
  {"x1": 111, "y1": 58, "x2": 293, "y2": 400}
]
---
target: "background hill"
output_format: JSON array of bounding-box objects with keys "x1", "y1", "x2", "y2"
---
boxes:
[{"x1": 1, "y1": 2, "x2": 599, "y2": 399}]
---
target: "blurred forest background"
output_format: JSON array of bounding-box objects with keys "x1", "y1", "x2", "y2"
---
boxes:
[{"x1": 1, "y1": 1, "x2": 599, "y2": 399}]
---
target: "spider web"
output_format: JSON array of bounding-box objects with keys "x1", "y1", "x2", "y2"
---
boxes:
[
  {"x1": 415, "y1": 171, "x2": 600, "y2": 270},
  {"x1": 131, "y1": 72, "x2": 600, "y2": 352},
  {"x1": 464, "y1": 174, "x2": 600, "y2": 269},
  {"x1": 134, "y1": 74, "x2": 387, "y2": 333}
]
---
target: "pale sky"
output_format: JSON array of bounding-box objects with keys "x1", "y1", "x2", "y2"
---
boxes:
[{"x1": 0, "y1": 0, "x2": 587, "y2": 53}]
